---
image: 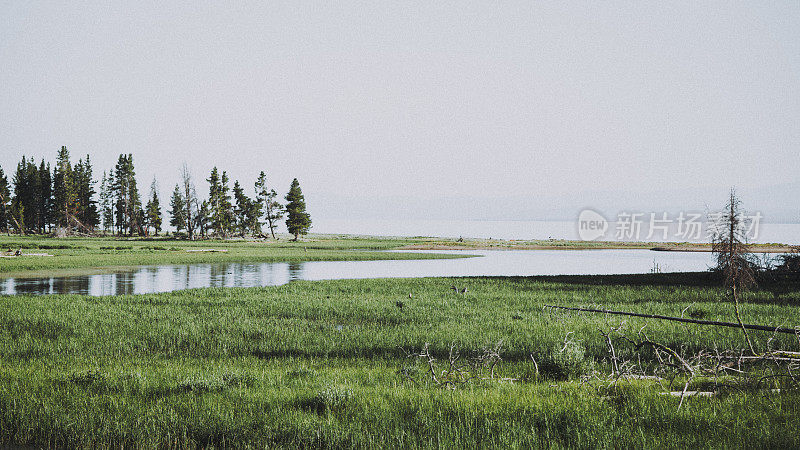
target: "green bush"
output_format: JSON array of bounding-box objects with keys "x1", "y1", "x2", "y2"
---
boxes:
[
  {"x1": 536, "y1": 340, "x2": 591, "y2": 380},
  {"x1": 304, "y1": 383, "x2": 354, "y2": 413}
]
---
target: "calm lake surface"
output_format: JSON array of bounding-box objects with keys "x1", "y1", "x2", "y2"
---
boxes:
[{"x1": 0, "y1": 249, "x2": 714, "y2": 296}]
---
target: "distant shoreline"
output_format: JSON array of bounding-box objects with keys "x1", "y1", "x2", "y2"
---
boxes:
[{"x1": 396, "y1": 239, "x2": 797, "y2": 253}]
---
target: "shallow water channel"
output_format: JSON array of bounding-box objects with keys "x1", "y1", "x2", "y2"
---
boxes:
[{"x1": 0, "y1": 249, "x2": 714, "y2": 296}]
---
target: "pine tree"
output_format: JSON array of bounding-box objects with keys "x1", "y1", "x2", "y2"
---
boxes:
[
  {"x1": 197, "y1": 199, "x2": 210, "y2": 238},
  {"x1": 10, "y1": 203, "x2": 24, "y2": 234},
  {"x1": 52, "y1": 146, "x2": 76, "y2": 230},
  {"x1": 112, "y1": 154, "x2": 142, "y2": 235},
  {"x1": 28, "y1": 159, "x2": 42, "y2": 233},
  {"x1": 112, "y1": 159, "x2": 126, "y2": 234},
  {"x1": 207, "y1": 168, "x2": 233, "y2": 237},
  {"x1": 100, "y1": 171, "x2": 114, "y2": 233},
  {"x1": 169, "y1": 184, "x2": 186, "y2": 233},
  {"x1": 233, "y1": 181, "x2": 247, "y2": 236},
  {"x1": 207, "y1": 167, "x2": 221, "y2": 235},
  {"x1": 221, "y1": 171, "x2": 233, "y2": 235},
  {"x1": 0, "y1": 166, "x2": 10, "y2": 234},
  {"x1": 17, "y1": 158, "x2": 42, "y2": 234},
  {"x1": 233, "y1": 180, "x2": 262, "y2": 236},
  {"x1": 28, "y1": 160, "x2": 42, "y2": 233},
  {"x1": 136, "y1": 207, "x2": 147, "y2": 237},
  {"x1": 255, "y1": 171, "x2": 284, "y2": 239},
  {"x1": 11, "y1": 156, "x2": 37, "y2": 234},
  {"x1": 247, "y1": 194, "x2": 263, "y2": 236},
  {"x1": 74, "y1": 155, "x2": 99, "y2": 231},
  {"x1": 146, "y1": 178, "x2": 162, "y2": 235},
  {"x1": 10, "y1": 157, "x2": 27, "y2": 232},
  {"x1": 38, "y1": 160, "x2": 51, "y2": 233},
  {"x1": 284, "y1": 178, "x2": 311, "y2": 240}
]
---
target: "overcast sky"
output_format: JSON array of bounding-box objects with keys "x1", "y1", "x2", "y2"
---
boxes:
[{"x1": 1, "y1": 1, "x2": 799, "y2": 221}]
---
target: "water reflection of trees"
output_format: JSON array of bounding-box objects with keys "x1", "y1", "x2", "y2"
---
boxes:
[
  {"x1": 12, "y1": 277, "x2": 61, "y2": 295},
  {"x1": 174, "y1": 265, "x2": 189, "y2": 291},
  {"x1": 209, "y1": 264, "x2": 226, "y2": 288},
  {"x1": 145, "y1": 266, "x2": 158, "y2": 289},
  {"x1": 114, "y1": 272, "x2": 136, "y2": 296},
  {"x1": 3, "y1": 260, "x2": 304, "y2": 296},
  {"x1": 288, "y1": 262, "x2": 303, "y2": 281},
  {"x1": 40, "y1": 276, "x2": 85, "y2": 295}
]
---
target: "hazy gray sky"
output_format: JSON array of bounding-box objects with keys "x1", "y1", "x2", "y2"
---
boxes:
[{"x1": 2, "y1": 1, "x2": 799, "y2": 220}]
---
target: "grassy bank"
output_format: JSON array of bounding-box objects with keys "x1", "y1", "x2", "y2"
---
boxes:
[
  {"x1": 398, "y1": 238, "x2": 796, "y2": 253},
  {"x1": 2, "y1": 273, "x2": 799, "y2": 447},
  {"x1": 0, "y1": 235, "x2": 467, "y2": 276}
]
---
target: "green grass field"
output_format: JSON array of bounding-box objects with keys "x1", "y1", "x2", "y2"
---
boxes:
[{"x1": 2, "y1": 250, "x2": 800, "y2": 448}]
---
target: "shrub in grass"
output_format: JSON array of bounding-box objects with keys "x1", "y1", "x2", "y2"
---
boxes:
[
  {"x1": 67, "y1": 369, "x2": 107, "y2": 386},
  {"x1": 536, "y1": 340, "x2": 591, "y2": 381},
  {"x1": 689, "y1": 308, "x2": 708, "y2": 319},
  {"x1": 286, "y1": 368, "x2": 316, "y2": 380},
  {"x1": 178, "y1": 372, "x2": 251, "y2": 393},
  {"x1": 303, "y1": 383, "x2": 354, "y2": 413}
]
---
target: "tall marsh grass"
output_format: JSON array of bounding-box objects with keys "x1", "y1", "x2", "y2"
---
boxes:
[{"x1": 1, "y1": 273, "x2": 799, "y2": 447}]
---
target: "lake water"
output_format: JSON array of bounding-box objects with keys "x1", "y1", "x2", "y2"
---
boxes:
[
  {"x1": 0, "y1": 249, "x2": 715, "y2": 296},
  {"x1": 312, "y1": 218, "x2": 800, "y2": 244}
]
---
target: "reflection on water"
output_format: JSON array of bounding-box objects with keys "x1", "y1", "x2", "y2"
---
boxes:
[
  {"x1": 288, "y1": 262, "x2": 303, "y2": 281},
  {"x1": 0, "y1": 249, "x2": 714, "y2": 296}
]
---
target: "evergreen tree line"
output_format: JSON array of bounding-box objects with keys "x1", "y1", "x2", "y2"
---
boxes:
[{"x1": 0, "y1": 147, "x2": 311, "y2": 240}]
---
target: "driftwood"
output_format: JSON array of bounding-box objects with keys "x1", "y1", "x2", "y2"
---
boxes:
[
  {"x1": 0, "y1": 251, "x2": 53, "y2": 257},
  {"x1": 662, "y1": 391, "x2": 715, "y2": 397},
  {"x1": 544, "y1": 304, "x2": 799, "y2": 335},
  {"x1": 401, "y1": 341, "x2": 504, "y2": 389}
]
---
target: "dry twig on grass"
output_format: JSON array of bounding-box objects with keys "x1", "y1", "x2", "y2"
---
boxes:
[{"x1": 401, "y1": 341, "x2": 505, "y2": 389}]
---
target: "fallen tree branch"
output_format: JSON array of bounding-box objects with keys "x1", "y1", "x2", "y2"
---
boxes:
[
  {"x1": 631, "y1": 338, "x2": 695, "y2": 376},
  {"x1": 544, "y1": 304, "x2": 798, "y2": 335}
]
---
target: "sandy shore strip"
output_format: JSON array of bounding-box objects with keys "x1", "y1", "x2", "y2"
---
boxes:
[{"x1": 398, "y1": 241, "x2": 798, "y2": 253}]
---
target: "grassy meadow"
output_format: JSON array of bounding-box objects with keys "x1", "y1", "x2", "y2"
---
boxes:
[{"x1": 2, "y1": 239, "x2": 800, "y2": 449}]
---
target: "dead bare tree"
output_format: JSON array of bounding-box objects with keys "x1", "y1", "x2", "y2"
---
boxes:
[
  {"x1": 711, "y1": 188, "x2": 758, "y2": 354},
  {"x1": 180, "y1": 164, "x2": 198, "y2": 240}
]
